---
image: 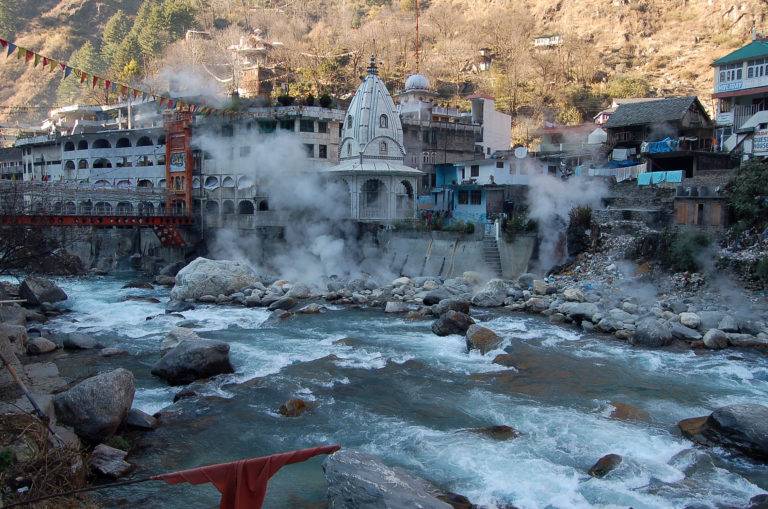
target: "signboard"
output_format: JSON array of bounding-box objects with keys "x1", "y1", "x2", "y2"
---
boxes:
[
  {"x1": 715, "y1": 111, "x2": 734, "y2": 125},
  {"x1": 716, "y1": 81, "x2": 743, "y2": 93},
  {"x1": 753, "y1": 129, "x2": 768, "y2": 155},
  {"x1": 170, "y1": 152, "x2": 186, "y2": 172}
]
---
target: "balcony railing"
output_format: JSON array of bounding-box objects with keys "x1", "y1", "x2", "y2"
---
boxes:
[{"x1": 733, "y1": 104, "x2": 767, "y2": 130}]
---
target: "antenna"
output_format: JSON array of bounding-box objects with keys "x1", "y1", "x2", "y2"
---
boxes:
[{"x1": 415, "y1": 0, "x2": 420, "y2": 73}]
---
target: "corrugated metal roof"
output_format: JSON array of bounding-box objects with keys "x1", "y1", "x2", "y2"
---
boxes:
[
  {"x1": 604, "y1": 96, "x2": 701, "y2": 128},
  {"x1": 713, "y1": 40, "x2": 768, "y2": 66}
]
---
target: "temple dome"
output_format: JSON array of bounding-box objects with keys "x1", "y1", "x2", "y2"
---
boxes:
[{"x1": 404, "y1": 74, "x2": 430, "y2": 92}]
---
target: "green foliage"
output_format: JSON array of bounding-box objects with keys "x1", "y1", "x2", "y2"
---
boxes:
[
  {"x1": 105, "y1": 435, "x2": 131, "y2": 451},
  {"x1": 657, "y1": 229, "x2": 711, "y2": 272},
  {"x1": 726, "y1": 160, "x2": 768, "y2": 227},
  {"x1": 556, "y1": 104, "x2": 582, "y2": 125},
  {"x1": 0, "y1": 448, "x2": 13, "y2": 472},
  {"x1": 755, "y1": 257, "x2": 768, "y2": 283},
  {"x1": 318, "y1": 94, "x2": 333, "y2": 108},
  {"x1": 101, "y1": 10, "x2": 132, "y2": 72},
  {"x1": 129, "y1": 0, "x2": 198, "y2": 67},
  {"x1": 117, "y1": 58, "x2": 141, "y2": 85},
  {"x1": 56, "y1": 41, "x2": 104, "y2": 105},
  {"x1": 502, "y1": 212, "x2": 536, "y2": 241},
  {"x1": 564, "y1": 86, "x2": 608, "y2": 120},
  {"x1": 569, "y1": 206, "x2": 593, "y2": 228},
  {"x1": 0, "y1": 0, "x2": 20, "y2": 38},
  {"x1": 442, "y1": 220, "x2": 475, "y2": 234},
  {"x1": 605, "y1": 76, "x2": 651, "y2": 99}
]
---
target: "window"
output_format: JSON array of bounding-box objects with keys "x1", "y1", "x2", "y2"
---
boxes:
[
  {"x1": 338, "y1": 124, "x2": 343, "y2": 138},
  {"x1": 221, "y1": 125, "x2": 234, "y2": 137},
  {"x1": 379, "y1": 114, "x2": 388, "y2": 128},
  {"x1": 347, "y1": 144, "x2": 351, "y2": 156},
  {"x1": 240, "y1": 146, "x2": 251, "y2": 157},
  {"x1": 470, "y1": 190, "x2": 482, "y2": 205},
  {"x1": 304, "y1": 144, "x2": 314, "y2": 157},
  {"x1": 347, "y1": 115, "x2": 353, "y2": 127},
  {"x1": 319, "y1": 144, "x2": 328, "y2": 159},
  {"x1": 747, "y1": 58, "x2": 768, "y2": 79},
  {"x1": 64, "y1": 142, "x2": 75, "y2": 152},
  {"x1": 280, "y1": 119, "x2": 295, "y2": 131},
  {"x1": 458, "y1": 190, "x2": 469, "y2": 204},
  {"x1": 719, "y1": 63, "x2": 743, "y2": 83},
  {"x1": 259, "y1": 121, "x2": 276, "y2": 133},
  {"x1": 422, "y1": 131, "x2": 429, "y2": 143},
  {"x1": 460, "y1": 167, "x2": 466, "y2": 180},
  {"x1": 300, "y1": 119, "x2": 315, "y2": 132},
  {"x1": 379, "y1": 141, "x2": 387, "y2": 155},
  {"x1": 470, "y1": 165, "x2": 479, "y2": 177},
  {"x1": 718, "y1": 98, "x2": 733, "y2": 113},
  {"x1": 486, "y1": 147, "x2": 491, "y2": 155},
  {"x1": 318, "y1": 121, "x2": 328, "y2": 133},
  {"x1": 496, "y1": 161, "x2": 504, "y2": 168}
]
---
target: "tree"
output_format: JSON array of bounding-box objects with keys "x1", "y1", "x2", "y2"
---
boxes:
[
  {"x1": 117, "y1": 58, "x2": 141, "y2": 85},
  {"x1": 101, "y1": 10, "x2": 132, "y2": 72},
  {"x1": 111, "y1": 32, "x2": 143, "y2": 77},
  {"x1": 605, "y1": 76, "x2": 651, "y2": 99},
  {"x1": 138, "y1": 4, "x2": 167, "y2": 64},
  {"x1": 0, "y1": 0, "x2": 20, "y2": 38},
  {"x1": 56, "y1": 41, "x2": 104, "y2": 105},
  {"x1": 727, "y1": 160, "x2": 768, "y2": 227}
]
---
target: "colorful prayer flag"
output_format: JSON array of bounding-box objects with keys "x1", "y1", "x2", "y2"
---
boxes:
[
  {"x1": 0, "y1": 39, "x2": 7, "y2": 48},
  {"x1": 92, "y1": 75, "x2": 99, "y2": 88},
  {"x1": 7, "y1": 43, "x2": 16, "y2": 57},
  {"x1": 24, "y1": 49, "x2": 34, "y2": 63},
  {"x1": 33, "y1": 53, "x2": 40, "y2": 67},
  {"x1": 64, "y1": 66, "x2": 72, "y2": 78}
]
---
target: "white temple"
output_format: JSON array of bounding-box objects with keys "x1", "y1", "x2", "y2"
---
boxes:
[{"x1": 323, "y1": 56, "x2": 422, "y2": 222}]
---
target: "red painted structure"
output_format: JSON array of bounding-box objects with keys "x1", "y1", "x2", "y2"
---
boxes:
[{"x1": 165, "y1": 110, "x2": 195, "y2": 214}]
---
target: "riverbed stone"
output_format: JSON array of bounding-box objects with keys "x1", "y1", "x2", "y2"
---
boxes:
[
  {"x1": 165, "y1": 300, "x2": 194, "y2": 313},
  {"x1": 0, "y1": 324, "x2": 28, "y2": 356},
  {"x1": 469, "y1": 425, "x2": 520, "y2": 440},
  {"x1": 432, "y1": 310, "x2": 474, "y2": 336},
  {"x1": 679, "y1": 404, "x2": 768, "y2": 460},
  {"x1": 610, "y1": 402, "x2": 650, "y2": 422},
  {"x1": 100, "y1": 347, "x2": 128, "y2": 357},
  {"x1": 533, "y1": 280, "x2": 556, "y2": 296},
  {"x1": 703, "y1": 329, "x2": 728, "y2": 349},
  {"x1": 588, "y1": 454, "x2": 622, "y2": 477},
  {"x1": 630, "y1": 318, "x2": 673, "y2": 348},
  {"x1": 492, "y1": 353, "x2": 516, "y2": 368},
  {"x1": 123, "y1": 408, "x2": 158, "y2": 430},
  {"x1": 465, "y1": 324, "x2": 502, "y2": 354},
  {"x1": 562, "y1": 288, "x2": 585, "y2": 302},
  {"x1": 151, "y1": 339, "x2": 234, "y2": 385},
  {"x1": 608, "y1": 308, "x2": 636, "y2": 324},
  {"x1": 268, "y1": 296, "x2": 297, "y2": 311},
  {"x1": 286, "y1": 283, "x2": 312, "y2": 299},
  {"x1": 299, "y1": 303, "x2": 325, "y2": 314},
  {"x1": 170, "y1": 257, "x2": 261, "y2": 301},
  {"x1": 679, "y1": 312, "x2": 702, "y2": 329},
  {"x1": 432, "y1": 298, "x2": 471, "y2": 316},
  {"x1": 27, "y1": 337, "x2": 56, "y2": 355},
  {"x1": 53, "y1": 368, "x2": 135, "y2": 442},
  {"x1": 278, "y1": 398, "x2": 310, "y2": 417},
  {"x1": 63, "y1": 332, "x2": 102, "y2": 350},
  {"x1": 392, "y1": 276, "x2": 412, "y2": 287},
  {"x1": 90, "y1": 444, "x2": 131, "y2": 478},
  {"x1": 19, "y1": 276, "x2": 67, "y2": 305},
  {"x1": 324, "y1": 449, "x2": 451, "y2": 509},
  {"x1": 558, "y1": 302, "x2": 599, "y2": 323},
  {"x1": 423, "y1": 289, "x2": 450, "y2": 306},
  {"x1": 162, "y1": 327, "x2": 201, "y2": 350},
  {"x1": 122, "y1": 281, "x2": 154, "y2": 290},
  {"x1": 670, "y1": 322, "x2": 702, "y2": 341},
  {"x1": 698, "y1": 311, "x2": 724, "y2": 330},
  {"x1": 517, "y1": 273, "x2": 536, "y2": 289},
  {"x1": 384, "y1": 301, "x2": 409, "y2": 313}
]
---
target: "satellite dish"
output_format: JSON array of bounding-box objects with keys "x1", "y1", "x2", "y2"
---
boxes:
[{"x1": 514, "y1": 146, "x2": 528, "y2": 159}]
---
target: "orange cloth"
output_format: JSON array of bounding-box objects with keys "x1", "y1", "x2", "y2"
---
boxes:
[{"x1": 153, "y1": 444, "x2": 341, "y2": 509}]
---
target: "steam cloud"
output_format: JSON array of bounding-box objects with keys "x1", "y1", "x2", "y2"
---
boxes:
[{"x1": 526, "y1": 173, "x2": 607, "y2": 271}]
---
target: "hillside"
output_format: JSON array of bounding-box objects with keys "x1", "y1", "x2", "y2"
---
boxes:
[{"x1": 0, "y1": 0, "x2": 762, "y2": 129}]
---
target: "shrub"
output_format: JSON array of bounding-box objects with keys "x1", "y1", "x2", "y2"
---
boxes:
[
  {"x1": 304, "y1": 94, "x2": 315, "y2": 106},
  {"x1": 276, "y1": 95, "x2": 294, "y2": 106},
  {"x1": 726, "y1": 160, "x2": 768, "y2": 228},
  {"x1": 660, "y1": 229, "x2": 711, "y2": 272},
  {"x1": 567, "y1": 206, "x2": 593, "y2": 256},
  {"x1": 318, "y1": 94, "x2": 333, "y2": 108}
]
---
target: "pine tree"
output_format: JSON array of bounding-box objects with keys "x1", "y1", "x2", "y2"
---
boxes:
[
  {"x1": 118, "y1": 58, "x2": 141, "y2": 85},
  {"x1": 101, "y1": 10, "x2": 132, "y2": 72},
  {"x1": 0, "y1": 0, "x2": 20, "y2": 38},
  {"x1": 112, "y1": 32, "x2": 142, "y2": 77},
  {"x1": 57, "y1": 41, "x2": 103, "y2": 105},
  {"x1": 161, "y1": 0, "x2": 197, "y2": 41},
  {"x1": 138, "y1": 3, "x2": 167, "y2": 63}
]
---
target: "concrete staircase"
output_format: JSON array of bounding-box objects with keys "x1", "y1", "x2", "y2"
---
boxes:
[{"x1": 482, "y1": 235, "x2": 502, "y2": 277}]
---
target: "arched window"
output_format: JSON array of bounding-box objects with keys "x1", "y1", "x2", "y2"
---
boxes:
[
  {"x1": 139, "y1": 202, "x2": 154, "y2": 215},
  {"x1": 204, "y1": 176, "x2": 219, "y2": 189},
  {"x1": 258, "y1": 200, "x2": 269, "y2": 211},
  {"x1": 157, "y1": 135, "x2": 166, "y2": 145},
  {"x1": 116, "y1": 202, "x2": 133, "y2": 214},
  {"x1": 77, "y1": 140, "x2": 88, "y2": 150},
  {"x1": 95, "y1": 202, "x2": 112, "y2": 214},
  {"x1": 116, "y1": 138, "x2": 131, "y2": 148},
  {"x1": 52, "y1": 202, "x2": 63, "y2": 213},
  {"x1": 64, "y1": 202, "x2": 76, "y2": 214},
  {"x1": 222, "y1": 200, "x2": 235, "y2": 214},
  {"x1": 137, "y1": 179, "x2": 153, "y2": 188},
  {"x1": 379, "y1": 114, "x2": 388, "y2": 128},
  {"x1": 205, "y1": 201, "x2": 220, "y2": 215},
  {"x1": 347, "y1": 115, "x2": 353, "y2": 127},
  {"x1": 157, "y1": 179, "x2": 166, "y2": 189},
  {"x1": 79, "y1": 201, "x2": 92, "y2": 214},
  {"x1": 379, "y1": 141, "x2": 387, "y2": 155},
  {"x1": 223, "y1": 176, "x2": 236, "y2": 188},
  {"x1": 64, "y1": 141, "x2": 75, "y2": 152},
  {"x1": 346, "y1": 144, "x2": 351, "y2": 156},
  {"x1": 92, "y1": 139, "x2": 111, "y2": 149},
  {"x1": 238, "y1": 200, "x2": 254, "y2": 215},
  {"x1": 78, "y1": 159, "x2": 88, "y2": 169},
  {"x1": 93, "y1": 179, "x2": 111, "y2": 189},
  {"x1": 64, "y1": 160, "x2": 75, "y2": 171},
  {"x1": 136, "y1": 136, "x2": 153, "y2": 147},
  {"x1": 93, "y1": 158, "x2": 112, "y2": 168}
]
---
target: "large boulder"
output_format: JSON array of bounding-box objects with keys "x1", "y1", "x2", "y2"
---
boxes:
[
  {"x1": 588, "y1": 454, "x2": 622, "y2": 478},
  {"x1": 0, "y1": 324, "x2": 28, "y2": 356},
  {"x1": 90, "y1": 444, "x2": 132, "y2": 478},
  {"x1": 19, "y1": 276, "x2": 67, "y2": 305},
  {"x1": 562, "y1": 288, "x2": 586, "y2": 302},
  {"x1": 670, "y1": 322, "x2": 702, "y2": 341},
  {"x1": 162, "y1": 327, "x2": 201, "y2": 350},
  {"x1": 679, "y1": 404, "x2": 768, "y2": 460},
  {"x1": 27, "y1": 337, "x2": 57, "y2": 355},
  {"x1": 630, "y1": 318, "x2": 673, "y2": 348},
  {"x1": 170, "y1": 257, "x2": 261, "y2": 301},
  {"x1": 423, "y1": 289, "x2": 450, "y2": 306},
  {"x1": 384, "y1": 301, "x2": 409, "y2": 313},
  {"x1": 151, "y1": 339, "x2": 234, "y2": 385},
  {"x1": 53, "y1": 368, "x2": 135, "y2": 442},
  {"x1": 323, "y1": 449, "x2": 451, "y2": 509},
  {"x1": 63, "y1": 332, "x2": 102, "y2": 350},
  {"x1": 268, "y1": 296, "x2": 297, "y2": 311},
  {"x1": 432, "y1": 298, "x2": 470, "y2": 316},
  {"x1": 679, "y1": 312, "x2": 702, "y2": 329},
  {"x1": 703, "y1": 329, "x2": 728, "y2": 349},
  {"x1": 431, "y1": 310, "x2": 474, "y2": 336},
  {"x1": 558, "y1": 302, "x2": 599, "y2": 323},
  {"x1": 465, "y1": 324, "x2": 502, "y2": 354},
  {"x1": 470, "y1": 279, "x2": 513, "y2": 308}
]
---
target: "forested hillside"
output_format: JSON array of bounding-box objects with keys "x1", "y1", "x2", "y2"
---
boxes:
[{"x1": 0, "y1": 0, "x2": 763, "y2": 134}]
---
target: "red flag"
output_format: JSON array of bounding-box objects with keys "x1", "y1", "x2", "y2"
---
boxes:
[
  {"x1": 153, "y1": 445, "x2": 340, "y2": 509},
  {"x1": 92, "y1": 75, "x2": 99, "y2": 88},
  {"x1": 0, "y1": 39, "x2": 7, "y2": 48},
  {"x1": 159, "y1": 96, "x2": 167, "y2": 107},
  {"x1": 104, "y1": 79, "x2": 111, "y2": 90},
  {"x1": 79, "y1": 71, "x2": 88, "y2": 84},
  {"x1": 42, "y1": 57, "x2": 48, "y2": 68},
  {"x1": 25, "y1": 50, "x2": 34, "y2": 63}
]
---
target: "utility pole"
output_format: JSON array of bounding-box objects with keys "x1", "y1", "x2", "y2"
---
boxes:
[{"x1": 415, "y1": 0, "x2": 420, "y2": 74}]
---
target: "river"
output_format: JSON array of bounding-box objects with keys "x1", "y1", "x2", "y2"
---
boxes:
[{"x1": 43, "y1": 275, "x2": 768, "y2": 508}]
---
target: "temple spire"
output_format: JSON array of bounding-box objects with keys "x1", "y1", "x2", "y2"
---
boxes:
[{"x1": 367, "y1": 54, "x2": 378, "y2": 75}]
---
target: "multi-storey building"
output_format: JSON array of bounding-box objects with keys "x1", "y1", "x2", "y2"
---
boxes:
[
  {"x1": 712, "y1": 34, "x2": 768, "y2": 157},
  {"x1": 0, "y1": 147, "x2": 23, "y2": 180}
]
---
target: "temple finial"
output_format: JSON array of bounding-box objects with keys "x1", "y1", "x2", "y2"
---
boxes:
[{"x1": 367, "y1": 54, "x2": 378, "y2": 75}]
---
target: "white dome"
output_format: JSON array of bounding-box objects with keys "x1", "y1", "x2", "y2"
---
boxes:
[{"x1": 404, "y1": 74, "x2": 430, "y2": 91}]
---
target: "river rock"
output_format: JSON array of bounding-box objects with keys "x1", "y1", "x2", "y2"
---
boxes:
[
  {"x1": 0, "y1": 324, "x2": 27, "y2": 356},
  {"x1": 703, "y1": 329, "x2": 728, "y2": 349},
  {"x1": 670, "y1": 322, "x2": 702, "y2": 341},
  {"x1": 469, "y1": 425, "x2": 520, "y2": 440},
  {"x1": 432, "y1": 310, "x2": 474, "y2": 336},
  {"x1": 324, "y1": 449, "x2": 451, "y2": 509},
  {"x1": 63, "y1": 332, "x2": 102, "y2": 350},
  {"x1": 19, "y1": 276, "x2": 67, "y2": 305},
  {"x1": 278, "y1": 398, "x2": 310, "y2": 417},
  {"x1": 268, "y1": 296, "x2": 297, "y2": 311},
  {"x1": 717, "y1": 315, "x2": 739, "y2": 333},
  {"x1": 524, "y1": 297, "x2": 549, "y2": 313},
  {"x1": 27, "y1": 337, "x2": 56, "y2": 355},
  {"x1": 90, "y1": 444, "x2": 131, "y2": 478},
  {"x1": 608, "y1": 308, "x2": 636, "y2": 324},
  {"x1": 159, "y1": 261, "x2": 185, "y2": 277},
  {"x1": 151, "y1": 339, "x2": 234, "y2": 385},
  {"x1": 423, "y1": 289, "x2": 450, "y2": 306},
  {"x1": 170, "y1": 257, "x2": 261, "y2": 301},
  {"x1": 0, "y1": 304, "x2": 27, "y2": 326},
  {"x1": 471, "y1": 279, "x2": 512, "y2": 308},
  {"x1": 562, "y1": 288, "x2": 585, "y2": 302},
  {"x1": 492, "y1": 353, "x2": 516, "y2": 368},
  {"x1": 698, "y1": 311, "x2": 723, "y2": 330},
  {"x1": 597, "y1": 318, "x2": 621, "y2": 333},
  {"x1": 748, "y1": 494, "x2": 768, "y2": 509},
  {"x1": 384, "y1": 301, "x2": 409, "y2": 313},
  {"x1": 299, "y1": 303, "x2": 325, "y2": 314},
  {"x1": 165, "y1": 300, "x2": 194, "y2": 313},
  {"x1": 123, "y1": 408, "x2": 158, "y2": 430},
  {"x1": 286, "y1": 283, "x2": 312, "y2": 299},
  {"x1": 465, "y1": 324, "x2": 502, "y2": 354},
  {"x1": 154, "y1": 275, "x2": 176, "y2": 286},
  {"x1": 53, "y1": 368, "x2": 135, "y2": 442},
  {"x1": 517, "y1": 273, "x2": 537, "y2": 289},
  {"x1": 533, "y1": 280, "x2": 556, "y2": 296},
  {"x1": 558, "y1": 302, "x2": 599, "y2": 323},
  {"x1": 609, "y1": 402, "x2": 650, "y2": 422},
  {"x1": 392, "y1": 276, "x2": 412, "y2": 286},
  {"x1": 679, "y1": 404, "x2": 768, "y2": 460},
  {"x1": 161, "y1": 327, "x2": 201, "y2": 350},
  {"x1": 100, "y1": 347, "x2": 128, "y2": 357},
  {"x1": 432, "y1": 298, "x2": 471, "y2": 316},
  {"x1": 630, "y1": 318, "x2": 673, "y2": 348},
  {"x1": 122, "y1": 281, "x2": 154, "y2": 290},
  {"x1": 588, "y1": 454, "x2": 622, "y2": 477},
  {"x1": 679, "y1": 312, "x2": 702, "y2": 329}
]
